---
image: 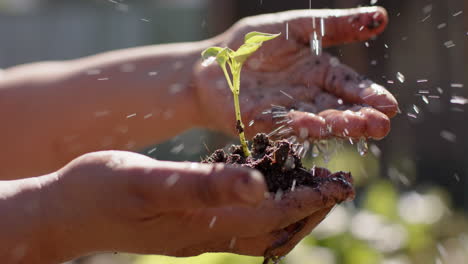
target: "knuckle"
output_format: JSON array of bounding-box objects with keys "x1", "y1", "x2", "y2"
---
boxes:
[{"x1": 193, "y1": 168, "x2": 221, "y2": 207}]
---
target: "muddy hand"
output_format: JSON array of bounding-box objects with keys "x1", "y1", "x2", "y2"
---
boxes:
[
  {"x1": 43, "y1": 151, "x2": 353, "y2": 260},
  {"x1": 172, "y1": 168, "x2": 354, "y2": 257},
  {"x1": 195, "y1": 6, "x2": 398, "y2": 141}
]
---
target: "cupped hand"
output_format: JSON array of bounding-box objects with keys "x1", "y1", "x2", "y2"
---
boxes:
[
  {"x1": 48, "y1": 151, "x2": 353, "y2": 261},
  {"x1": 195, "y1": 7, "x2": 398, "y2": 141}
]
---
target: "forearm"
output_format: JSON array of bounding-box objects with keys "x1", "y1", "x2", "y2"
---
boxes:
[
  {"x1": 0, "y1": 174, "x2": 78, "y2": 263},
  {"x1": 0, "y1": 39, "x2": 216, "y2": 179}
]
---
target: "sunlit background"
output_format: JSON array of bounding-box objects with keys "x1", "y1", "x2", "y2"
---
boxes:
[{"x1": 1, "y1": 0, "x2": 466, "y2": 263}]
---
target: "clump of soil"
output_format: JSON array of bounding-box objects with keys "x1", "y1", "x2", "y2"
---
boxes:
[
  {"x1": 204, "y1": 133, "x2": 353, "y2": 264},
  {"x1": 203, "y1": 133, "x2": 353, "y2": 194}
]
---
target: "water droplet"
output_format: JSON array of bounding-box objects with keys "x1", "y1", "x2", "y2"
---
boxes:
[
  {"x1": 444, "y1": 40, "x2": 455, "y2": 48},
  {"x1": 422, "y1": 4, "x2": 433, "y2": 14},
  {"x1": 165, "y1": 173, "x2": 180, "y2": 187},
  {"x1": 170, "y1": 143, "x2": 185, "y2": 154},
  {"x1": 413, "y1": 105, "x2": 420, "y2": 114},
  {"x1": 248, "y1": 120, "x2": 255, "y2": 127},
  {"x1": 396, "y1": 72, "x2": 405, "y2": 83},
  {"x1": 229, "y1": 237, "x2": 237, "y2": 249},
  {"x1": 370, "y1": 144, "x2": 381, "y2": 157},
  {"x1": 310, "y1": 31, "x2": 322, "y2": 56},
  {"x1": 126, "y1": 113, "x2": 137, "y2": 118},
  {"x1": 274, "y1": 190, "x2": 283, "y2": 201},
  {"x1": 147, "y1": 147, "x2": 157, "y2": 154},
  {"x1": 312, "y1": 144, "x2": 320, "y2": 158},
  {"x1": 202, "y1": 56, "x2": 216, "y2": 67},
  {"x1": 440, "y1": 130, "x2": 456, "y2": 142},
  {"x1": 209, "y1": 216, "x2": 217, "y2": 228},
  {"x1": 450, "y1": 83, "x2": 464, "y2": 88},
  {"x1": 450, "y1": 96, "x2": 468, "y2": 105},
  {"x1": 291, "y1": 179, "x2": 297, "y2": 191},
  {"x1": 317, "y1": 140, "x2": 330, "y2": 163},
  {"x1": 422, "y1": 95, "x2": 429, "y2": 104},
  {"x1": 357, "y1": 138, "x2": 368, "y2": 156}
]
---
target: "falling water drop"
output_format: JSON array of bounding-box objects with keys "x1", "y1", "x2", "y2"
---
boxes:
[
  {"x1": 312, "y1": 144, "x2": 320, "y2": 158},
  {"x1": 422, "y1": 95, "x2": 429, "y2": 104},
  {"x1": 357, "y1": 138, "x2": 368, "y2": 156},
  {"x1": 317, "y1": 140, "x2": 330, "y2": 163},
  {"x1": 396, "y1": 72, "x2": 405, "y2": 83}
]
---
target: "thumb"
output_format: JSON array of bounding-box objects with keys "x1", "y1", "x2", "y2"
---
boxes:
[
  {"x1": 280, "y1": 6, "x2": 388, "y2": 47},
  {"x1": 138, "y1": 162, "x2": 267, "y2": 211}
]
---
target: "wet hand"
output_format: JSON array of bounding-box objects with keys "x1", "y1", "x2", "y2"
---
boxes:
[
  {"x1": 195, "y1": 7, "x2": 398, "y2": 141},
  {"x1": 49, "y1": 151, "x2": 353, "y2": 259}
]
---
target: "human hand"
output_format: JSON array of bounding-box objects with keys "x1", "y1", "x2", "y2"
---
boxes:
[
  {"x1": 40, "y1": 151, "x2": 353, "y2": 262},
  {"x1": 195, "y1": 7, "x2": 398, "y2": 141}
]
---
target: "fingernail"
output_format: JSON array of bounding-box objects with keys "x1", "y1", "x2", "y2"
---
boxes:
[{"x1": 234, "y1": 171, "x2": 265, "y2": 204}]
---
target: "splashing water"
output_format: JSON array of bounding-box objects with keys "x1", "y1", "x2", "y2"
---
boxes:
[
  {"x1": 309, "y1": 17, "x2": 323, "y2": 56},
  {"x1": 310, "y1": 31, "x2": 322, "y2": 56},
  {"x1": 357, "y1": 138, "x2": 369, "y2": 156}
]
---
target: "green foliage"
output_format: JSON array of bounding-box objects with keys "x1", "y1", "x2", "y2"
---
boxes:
[
  {"x1": 201, "y1": 32, "x2": 280, "y2": 157},
  {"x1": 135, "y1": 253, "x2": 261, "y2": 264},
  {"x1": 364, "y1": 180, "x2": 399, "y2": 220}
]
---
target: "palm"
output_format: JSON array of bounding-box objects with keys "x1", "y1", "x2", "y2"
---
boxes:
[{"x1": 195, "y1": 7, "x2": 398, "y2": 141}]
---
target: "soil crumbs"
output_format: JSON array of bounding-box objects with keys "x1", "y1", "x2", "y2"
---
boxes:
[{"x1": 203, "y1": 133, "x2": 353, "y2": 194}]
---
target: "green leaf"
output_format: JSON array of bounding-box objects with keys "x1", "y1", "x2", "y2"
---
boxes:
[
  {"x1": 201, "y1": 47, "x2": 232, "y2": 67},
  {"x1": 232, "y1": 43, "x2": 262, "y2": 64},
  {"x1": 201, "y1": 47, "x2": 223, "y2": 60},
  {"x1": 232, "y1": 32, "x2": 280, "y2": 64},
  {"x1": 244, "y1": 32, "x2": 281, "y2": 44}
]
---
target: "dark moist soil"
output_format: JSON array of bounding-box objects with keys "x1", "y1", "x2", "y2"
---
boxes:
[{"x1": 203, "y1": 133, "x2": 352, "y2": 193}]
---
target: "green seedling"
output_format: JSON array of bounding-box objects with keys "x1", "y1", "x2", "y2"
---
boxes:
[{"x1": 201, "y1": 32, "x2": 280, "y2": 157}]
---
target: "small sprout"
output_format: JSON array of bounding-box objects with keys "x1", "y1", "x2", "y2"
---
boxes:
[{"x1": 202, "y1": 32, "x2": 280, "y2": 157}]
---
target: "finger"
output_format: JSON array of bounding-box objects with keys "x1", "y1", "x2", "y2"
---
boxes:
[
  {"x1": 135, "y1": 162, "x2": 267, "y2": 210},
  {"x1": 288, "y1": 106, "x2": 390, "y2": 140},
  {"x1": 319, "y1": 107, "x2": 391, "y2": 140},
  {"x1": 172, "y1": 229, "x2": 290, "y2": 257},
  {"x1": 196, "y1": 171, "x2": 354, "y2": 238},
  {"x1": 288, "y1": 54, "x2": 398, "y2": 117},
  {"x1": 268, "y1": 207, "x2": 332, "y2": 257},
  {"x1": 323, "y1": 61, "x2": 398, "y2": 117},
  {"x1": 279, "y1": 6, "x2": 388, "y2": 47},
  {"x1": 173, "y1": 208, "x2": 332, "y2": 257}
]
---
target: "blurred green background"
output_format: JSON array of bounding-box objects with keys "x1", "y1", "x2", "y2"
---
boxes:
[{"x1": 1, "y1": 0, "x2": 466, "y2": 263}]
